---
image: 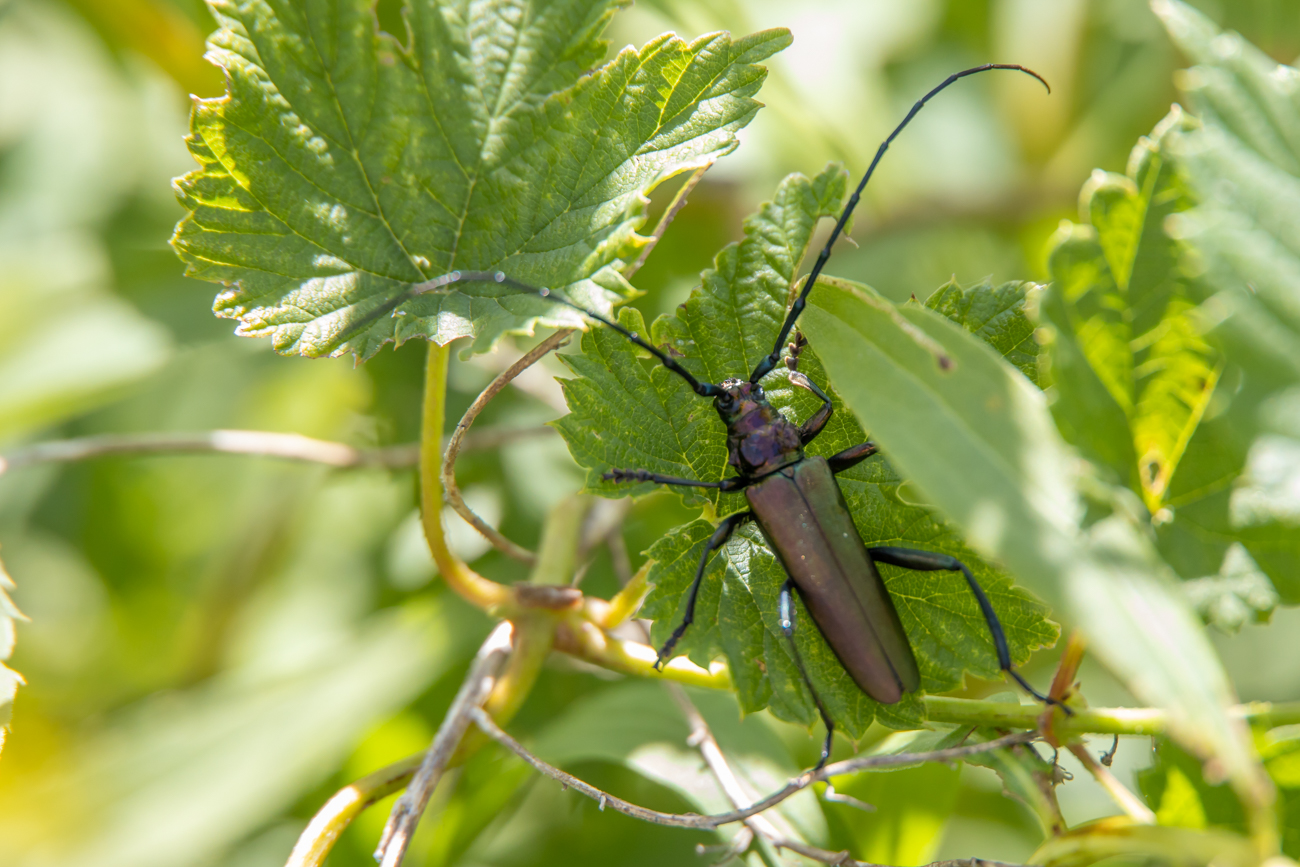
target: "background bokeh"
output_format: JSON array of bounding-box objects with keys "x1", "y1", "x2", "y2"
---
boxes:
[{"x1": 0, "y1": 0, "x2": 1298, "y2": 865}]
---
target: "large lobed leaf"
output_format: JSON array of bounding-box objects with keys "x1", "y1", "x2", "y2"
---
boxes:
[
  {"x1": 1149, "y1": 0, "x2": 1300, "y2": 606},
  {"x1": 925, "y1": 278, "x2": 1043, "y2": 387},
  {"x1": 800, "y1": 276, "x2": 1269, "y2": 828},
  {"x1": 172, "y1": 0, "x2": 789, "y2": 359},
  {"x1": 1040, "y1": 108, "x2": 1220, "y2": 514},
  {"x1": 554, "y1": 167, "x2": 1057, "y2": 737}
]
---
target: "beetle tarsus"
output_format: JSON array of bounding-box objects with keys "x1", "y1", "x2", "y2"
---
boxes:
[
  {"x1": 826, "y1": 441, "x2": 878, "y2": 474},
  {"x1": 779, "y1": 579, "x2": 836, "y2": 771},
  {"x1": 654, "y1": 630, "x2": 686, "y2": 671},
  {"x1": 868, "y1": 546, "x2": 1073, "y2": 715},
  {"x1": 1009, "y1": 669, "x2": 1075, "y2": 716}
]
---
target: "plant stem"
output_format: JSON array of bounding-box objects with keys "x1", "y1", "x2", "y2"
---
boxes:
[
  {"x1": 420, "y1": 341, "x2": 510, "y2": 611},
  {"x1": 442, "y1": 330, "x2": 574, "y2": 564},
  {"x1": 284, "y1": 756, "x2": 424, "y2": 867},
  {"x1": 555, "y1": 622, "x2": 732, "y2": 690},
  {"x1": 923, "y1": 696, "x2": 1300, "y2": 735},
  {"x1": 600, "y1": 561, "x2": 651, "y2": 629}
]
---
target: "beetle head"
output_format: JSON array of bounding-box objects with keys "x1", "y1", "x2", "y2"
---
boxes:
[{"x1": 713, "y1": 379, "x2": 765, "y2": 422}]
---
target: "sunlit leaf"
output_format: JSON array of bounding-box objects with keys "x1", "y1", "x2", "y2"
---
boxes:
[
  {"x1": 1030, "y1": 817, "x2": 1255, "y2": 867},
  {"x1": 0, "y1": 243, "x2": 172, "y2": 440},
  {"x1": 1138, "y1": 737, "x2": 1246, "y2": 834},
  {"x1": 1150, "y1": 0, "x2": 1300, "y2": 605},
  {"x1": 1041, "y1": 108, "x2": 1220, "y2": 511},
  {"x1": 801, "y1": 275, "x2": 1265, "y2": 826},
  {"x1": 556, "y1": 167, "x2": 1057, "y2": 737},
  {"x1": 172, "y1": 0, "x2": 789, "y2": 359},
  {"x1": 926, "y1": 278, "x2": 1042, "y2": 386}
]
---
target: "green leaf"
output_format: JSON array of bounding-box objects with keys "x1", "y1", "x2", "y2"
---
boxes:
[
  {"x1": 1138, "y1": 736, "x2": 1246, "y2": 834},
  {"x1": 963, "y1": 724, "x2": 1065, "y2": 838},
  {"x1": 821, "y1": 760, "x2": 961, "y2": 866},
  {"x1": 1149, "y1": 0, "x2": 1300, "y2": 604},
  {"x1": 800, "y1": 275, "x2": 1268, "y2": 825},
  {"x1": 1030, "y1": 819, "x2": 1256, "y2": 867},
  {"x1": 1181, "y1": 543, "x2": 1279, "y2": 632},
  {"x1": 1259, "y1": 725, "x2": 1300, "y2": 858},
  {"x1": 172, "y1": 0, "x2": 789, "y2": 359},
  {"x1": 925, "y1": 278, "x2": 1042, "y2": 386},
  {"x1": 555, "y1": 168, "x2": 1057, "y2": 737},
  {"x1": 1041, "y1": 108, "x2": 1220, "y2": 511}
]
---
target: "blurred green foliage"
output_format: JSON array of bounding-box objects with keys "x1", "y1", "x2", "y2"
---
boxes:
[{"x1": 1, "y1": 1, "x2": 1299, "y2": 867}]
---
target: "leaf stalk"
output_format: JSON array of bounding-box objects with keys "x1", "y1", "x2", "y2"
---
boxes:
[{"x1": 420, "y1": 342, "x2": 511, "y2": 611}]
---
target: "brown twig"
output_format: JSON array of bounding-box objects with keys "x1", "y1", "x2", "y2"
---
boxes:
[
  {"x1": 442, "y1": 330, "x2": 574, "y2": 564},
  {"x1": 0, "y1": 427, "x2": 551, "y2": 475},
  {"x1": 467, "y1": 706, "x2": 1037, "y2": 830},
  {"x1": 667, "y1": 682, "x2": 815, "y2": 864},
  {"x1": 375, "y1": 622, "x2": 515, "y2": 866},
  {"x1": 1066, "y1": 742, "x2": 1156, "y2": 824}
]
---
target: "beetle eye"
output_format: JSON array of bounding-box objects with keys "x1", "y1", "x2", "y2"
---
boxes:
[{"x1": 754, "y1": 386, "x2": 765, "y2": 400}]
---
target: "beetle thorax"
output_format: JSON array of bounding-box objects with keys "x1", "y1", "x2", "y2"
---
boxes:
[{"x1": 713, "y1": 379, "x2": 803, "y2": 477}]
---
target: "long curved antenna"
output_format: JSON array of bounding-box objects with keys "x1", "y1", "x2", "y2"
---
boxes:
[
  {"x1": 747, "y1": 63, "x2": 1050, "y2": 384},
  {"x1": 409, "y1": 271, "x2": 724, "y2": 397}
]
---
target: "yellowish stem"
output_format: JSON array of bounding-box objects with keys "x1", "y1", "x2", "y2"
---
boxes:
[
  {"x1": 601, "y1": 561, "x2": 651, "y2": 629},
  {"x1": 420, "y1": 341, "x2": 510, "y2": 611}
]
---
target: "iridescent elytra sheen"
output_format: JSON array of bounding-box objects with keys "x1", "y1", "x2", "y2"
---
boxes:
[{"x1": 746, "y1": 456, "x2": 920, "y2": 703}]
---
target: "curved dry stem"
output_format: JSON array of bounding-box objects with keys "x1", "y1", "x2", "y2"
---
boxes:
[
  {"x1": 467, "y1": 706, "x2": 1037, "y2": 829},
  {"x1": 0, "y1": 427, "x2": 551, "y2": 476},
  {"x1": 375, "y1": 622, "x2": 515, "y2": 867},
  {"x1": 442, "y1": 329, "x2": 574, "y2": 564},
  {"x1": 0, "y1": 431, "x2": 407, "y2": 473}
]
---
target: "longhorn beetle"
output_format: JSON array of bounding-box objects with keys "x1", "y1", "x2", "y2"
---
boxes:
[{"x1": 378, "y1": 64, "x2": 1062, "y2": 765}]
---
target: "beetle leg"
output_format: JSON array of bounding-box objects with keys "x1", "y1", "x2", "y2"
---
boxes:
[
  {"x1": 783, "y1": 333, "x2": 835, "y2": 445},
  {"x1": 827, "y1": 441, "x2": 879, "y2": 474},
  {"x1": 778, "y1": 579, "x2": 836, "y2": 770},
  {"x1": 604, "y1": 469, "x2": 750, "y2": 492},
  {"x1": 867, "y1": 547, "x2": 1073, "y2": 715},
  {"x1": 789, "y1": 371, "x2": 834, "y2": 444},
  {"x1": 655, "y1": 511, "x2": 752, "y2": 669}
]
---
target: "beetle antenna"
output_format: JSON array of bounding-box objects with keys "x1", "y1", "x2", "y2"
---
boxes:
[
  {"x1": 408, "y1": 271, "x2": 724, "y2": 397},
  {"x1": 748, "y1": 63, "x2": 1049, "y2": 384}
]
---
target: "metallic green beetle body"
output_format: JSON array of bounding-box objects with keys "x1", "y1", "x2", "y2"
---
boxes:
[
  {"x1": 714, "y1": 378, "x2": 919, "y2": 703},
  {"x1": 746, "y1": 457, "x2": 920, "y2": 703}
]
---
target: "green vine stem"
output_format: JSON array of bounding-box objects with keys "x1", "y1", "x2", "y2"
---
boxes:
[
  {"x1": 926, "y1": 696, "x2": 1300, "y2": 735},
  {"x1": 420, "y1": 341, "x2": 511, "y2": 612}
]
